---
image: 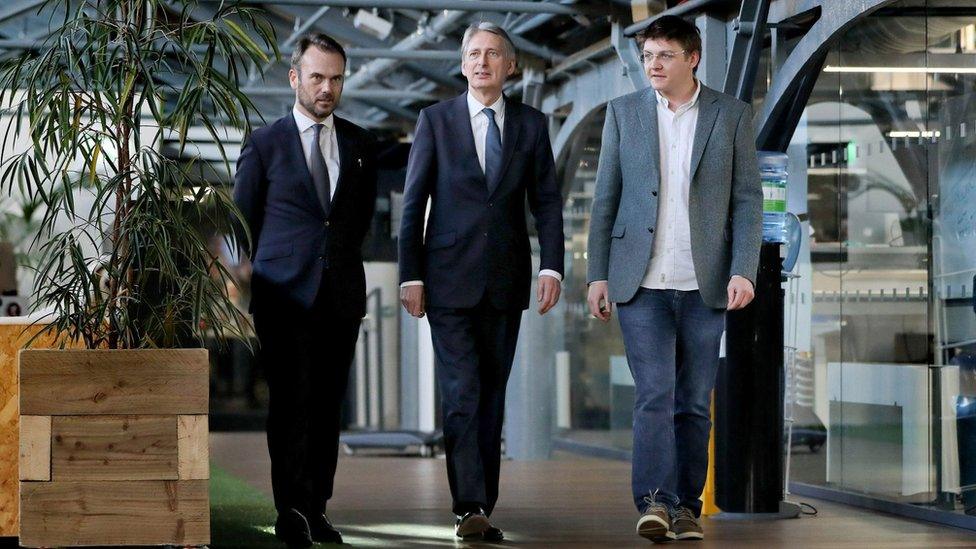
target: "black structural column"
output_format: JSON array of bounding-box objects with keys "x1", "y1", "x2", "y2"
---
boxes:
[{"x1": 715, "y1": 242, "x2": 784, "y2": 513}]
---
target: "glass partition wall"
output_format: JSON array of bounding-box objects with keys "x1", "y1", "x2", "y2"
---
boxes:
[{"x1": 786, "y1": 0, "x2": 975, "y2": 521}]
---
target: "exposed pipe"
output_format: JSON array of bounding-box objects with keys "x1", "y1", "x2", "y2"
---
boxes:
[
  {"x1": 281, "y1": 6, "x2": 330, "y2": 50},
  {"x1": 0, "y1": 39, "x2": 458, "y2": 61},
  {"x1": 624, "y1": 0, "x2": 731, "y2": 37},
  {"x1": 235, "y1": 0, "x2": 587, "y2": 15},
  {"x1": 239, "y1": 87, "x2": 440, "y2": 101},
  {"x1": 343, "y1": 9, "x2": 470, "y2": 91}
]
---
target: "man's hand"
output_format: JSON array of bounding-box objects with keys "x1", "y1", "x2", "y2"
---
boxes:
[
  {"x1": 400, "y1": 285, "x2": 426, "y2": 318},
  {"x1": 587, "y1": 280, "x2": 612, "y2": 322},
  {"x1": 727, "y1": 275, "x2": 755, "y2": 310},
  {"x1": 537, "y1": 275, "x2": 561, "y2": 315}
]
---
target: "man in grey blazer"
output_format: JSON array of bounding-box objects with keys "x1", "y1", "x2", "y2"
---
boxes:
[{"x1": 586, "y1": 15, "x2": 762, "y2": 543}]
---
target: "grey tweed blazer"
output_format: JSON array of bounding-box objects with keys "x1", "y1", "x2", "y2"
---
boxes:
[{"x1": 586, "y1": 84, "x2": 763, "y2": 309}]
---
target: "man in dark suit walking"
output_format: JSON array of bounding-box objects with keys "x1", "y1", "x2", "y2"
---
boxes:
[
  {"x1": 233, "y1": 33, "x2": 376, "y2": 548},
  {"x1": 398, "y1": 22, "x2": 565, "y2": 542}
]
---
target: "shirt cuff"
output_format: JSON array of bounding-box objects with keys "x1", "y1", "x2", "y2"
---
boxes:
[
  {"x1": 400, "y1": 280, "x2": 424, "y2": 288},
  {"x1": 539, "y1": 269, "x2": 562, "y2": 282}
]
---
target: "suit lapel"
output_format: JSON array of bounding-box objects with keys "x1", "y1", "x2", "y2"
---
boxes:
[
  {"x1": 283, "y1": 115, "x2": 327, "y2": 217},
  {"x1": 332, "y1": 118, "x2": 357, "y2": 212},
  {"x1": 446, "y1": 93, "x2": 486, "y2": 185},
  {"x1": 492, "y1": 95, "x2": 522, "y2": 197},
  {"x1": 638, "y1": 87, "x2": 661, "y2": 184},
  {"x1": 690, "y1": 85, "x2": 719, "y2": 182}
]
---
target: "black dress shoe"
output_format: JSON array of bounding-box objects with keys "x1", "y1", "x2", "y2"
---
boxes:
[
  {"x1": 308, "y1": 512, "x2": 343, "y2": 544},
  {"x1": 275, "y1": 508, "x2": 313, "y2": 548},
  {"x1": 454, "y1": 510, "x2": 490, "y2": 539},
  {"x1": 482, "y1": 525, "x2": 504, "y2": 542}
]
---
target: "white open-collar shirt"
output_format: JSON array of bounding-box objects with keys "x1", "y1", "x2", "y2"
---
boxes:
[{"x1": 640, "y1": 80, "x2": 701, "y2": 290}]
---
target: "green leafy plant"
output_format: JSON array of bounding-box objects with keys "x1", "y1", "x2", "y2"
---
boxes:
[{"x1": 0, "y1": 0, "x2": 277, "y2": 349}]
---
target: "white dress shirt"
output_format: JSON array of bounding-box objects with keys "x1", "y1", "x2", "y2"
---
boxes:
[
  {"x1": 640, "y1": 81, "x2": 701, "y2": 290},
  {"x1": 400, "y1": 93, "x2": 561, "y2": 288},
  {"x1": 468, "y1": 92, "x2": 506, "y2": 173},
  {"x1": 293, "y1": 106, "x2": 339, "y2": 200}
]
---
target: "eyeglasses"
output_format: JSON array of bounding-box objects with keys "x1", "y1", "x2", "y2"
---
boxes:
[{"x1": 639, "y1": 50, "x2": 686, "y2": 65}]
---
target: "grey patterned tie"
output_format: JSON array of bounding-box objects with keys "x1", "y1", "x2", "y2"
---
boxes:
[
  {"x1": 310, "y1": 123, "x2": 332, "y2": 217},
  {"x1": 483, "y1": 107, "x2": 503, "y2": 194}
]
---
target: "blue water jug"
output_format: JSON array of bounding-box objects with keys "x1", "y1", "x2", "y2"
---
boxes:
[{"x1": 758, "y1": 151, "x2": 788, "y2": 243}]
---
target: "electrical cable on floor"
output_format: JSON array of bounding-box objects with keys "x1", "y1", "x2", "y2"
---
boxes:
[{"x1": 799, "y1": 502, "x2": 818, "y2": 516}]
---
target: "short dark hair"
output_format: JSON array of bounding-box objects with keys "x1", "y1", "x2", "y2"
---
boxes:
[
  {"x1": 635, "y1": 15, "x2": 702, "y2": 58},
  {"x1": 291, "y1": 32, "x2": 347, "y2": 74}
]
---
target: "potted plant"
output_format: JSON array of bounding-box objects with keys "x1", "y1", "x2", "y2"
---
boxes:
[{"x1": 0, "y1": 0, "x2": 276, "y2": 545}]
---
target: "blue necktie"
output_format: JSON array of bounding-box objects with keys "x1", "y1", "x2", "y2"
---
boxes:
[
  {"x1": 483, "y1": 107, "x2": 503, "y2": 194},
  {"x1": 310, "y1": 123, "x2": 332, "y2": 217}
]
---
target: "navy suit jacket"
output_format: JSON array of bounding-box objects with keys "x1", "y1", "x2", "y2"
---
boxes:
[
  {"x1": 398, "y1": 93, "x2": 564, "y2": 310},
  {"x1": 233, "y1": 113, "x2": 377, "y2": 316}
]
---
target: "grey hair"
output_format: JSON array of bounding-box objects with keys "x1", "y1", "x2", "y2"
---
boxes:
[{"x1": 460, "y1": 22, "x2": 517, "y2": 61}]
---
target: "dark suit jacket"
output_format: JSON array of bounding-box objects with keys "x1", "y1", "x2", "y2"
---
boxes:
[
  {"x1": 233, "y1": 113, "x2": 377, "y2": 317},
  {"x1": 398, "y1": 93, "x2": 564, "y2": 310}
]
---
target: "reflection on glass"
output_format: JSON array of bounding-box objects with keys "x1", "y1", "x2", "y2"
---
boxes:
[
  {"x1": 558, "y1": 105, "x2": 634, "y2": 451},
  {"x1": 790, "y1": 0, "x2": 976, "y2": 518}
]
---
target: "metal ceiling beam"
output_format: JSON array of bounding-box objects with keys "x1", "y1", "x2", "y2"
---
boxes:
[
  {"x1": 281, "y1": 6, "x2": 330, "y2": 50},
  {"x1": 0, "y1": 39, "x2": 459, "y2": 61},
  {"x1": 344, "y1": 48, "x2": 457, "y2": 61},
  {"x1": 344, "y1": 8, "x2": 470, "y2": 91},
  {"x1": 624, "y1": 0, "x2": 731, "y2": 36},
  {"x1": 0, "y1": 0, "x2": 46, "y2": 26},
  {"x1": 722, "y1": 0, "x2": 771, "y2": 102},
  {"x1": 756, "y1": 0, "x2": 897, "y2": 151},
  {"x1": 474, "y1": 12, "x2": 567, "y2": 64},
  {"x1": 352, "y1": 98, "x2": 418, "y2": 121},
  {"x1": 239, "y1": 87, "x2": 440, "y2": 101},
  {"x1": 282, "y1": 8, "x2": 465, "y2": 91},
  {"x1": 235, "y1": 0, "x2": 587, "y2": 15}
]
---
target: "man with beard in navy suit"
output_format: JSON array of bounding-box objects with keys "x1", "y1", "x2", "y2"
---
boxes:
[{"x1": 234, "y1": 32, "x2": 377, "y2": 548}]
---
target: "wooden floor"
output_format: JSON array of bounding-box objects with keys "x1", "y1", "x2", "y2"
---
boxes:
[{"x1": 211, "y1": 433, "x2": 976, "y2": 548}]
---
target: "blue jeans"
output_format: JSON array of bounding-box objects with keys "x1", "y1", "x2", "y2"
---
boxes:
[{"x1": 617, "y1": 288, "x2": 725, "y2": 516}]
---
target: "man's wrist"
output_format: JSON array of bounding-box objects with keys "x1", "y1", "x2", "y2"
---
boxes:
[{"x1": 539, "y1": 269, "x2": 562, "y2": 282}]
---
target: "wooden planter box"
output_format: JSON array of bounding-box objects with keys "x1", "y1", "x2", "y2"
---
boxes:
[{"x1": 18, "y1": 349, "x2": 210, "y2": 547}]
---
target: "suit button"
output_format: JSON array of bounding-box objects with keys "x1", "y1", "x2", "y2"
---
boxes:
[
  {"x1": 648, "y1": 227, "x2": 655, "y2": 233},
  {"x1": 324, "y1": 220, "x2": 330, "y2": 227},
  {"x1": 488, "y1": 202, "x2": 493, "y2": 207},
  {"x1": 483, "y1": 232, "x2": 488, "y2": 237}
]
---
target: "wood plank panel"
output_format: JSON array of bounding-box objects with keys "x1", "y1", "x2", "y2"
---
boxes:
[
  {"x1": 19, "y1": 479, "x2": 209, "y2": 547},
  {"x1": 20, "y1": 349, "x2": 208, "y2": 415},
  {"x1": 51, "y1": 415, "x2": 177, "y2": 481},
  {"x1": 0, "y1": 324, "x2": 61, "y2": 536},
  {"x1": 177, "y1": 415, "x2": 208, "y2": 480},
  {"x1": 18, "y1": 416, "x2": 50, "y2": 481}
]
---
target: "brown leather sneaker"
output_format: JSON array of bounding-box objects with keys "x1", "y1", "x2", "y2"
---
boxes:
[
  {"x1": 672, "y1": 507, "x2": 704, "y2": 541},
  {"x1": 637, "y1": 501, "x2": 676, "y2": 543}
]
